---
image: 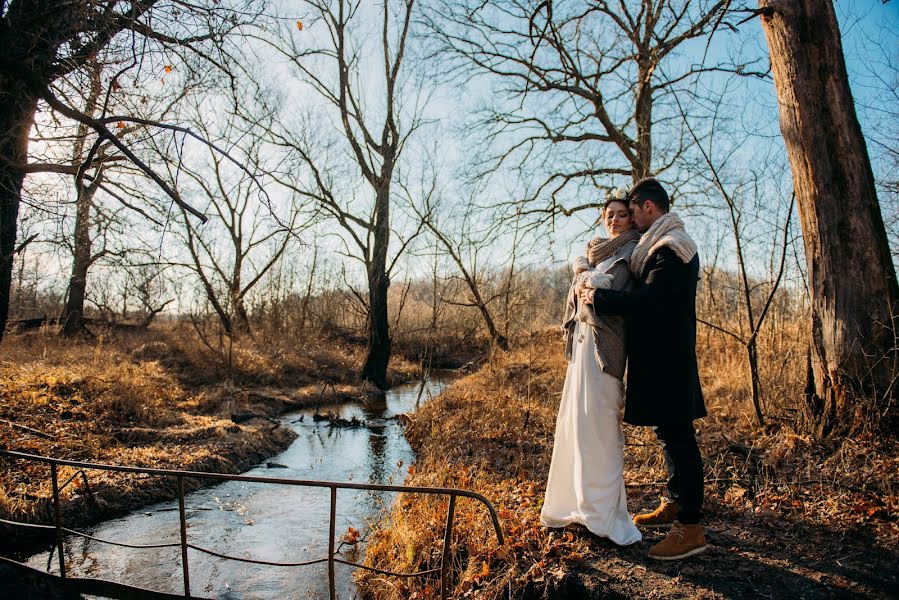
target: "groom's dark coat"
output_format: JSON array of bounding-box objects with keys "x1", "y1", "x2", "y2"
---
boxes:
[{"x1": 592, "y1": 246, "x2": 706, "y2": 426}]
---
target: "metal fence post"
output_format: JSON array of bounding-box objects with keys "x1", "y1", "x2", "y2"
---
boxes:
[
  {"x1": 178, "y1": 475, "x2": 191, "y2": 597},
  {"x1": 50, "y1": 462, "x2": 66, "y2": 578},
  {"x1": 440, "y1": 494, "x2": 456, "y2": 600},
  {"x1": 328, "y1": 486, "x2": 337, "y2": 600},
  {"x1": 1, "y1": 450, "x2": 506, "y2": 598}
]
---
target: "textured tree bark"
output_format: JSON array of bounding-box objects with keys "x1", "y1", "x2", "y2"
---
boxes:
[
  {"x1": 633, "y1": 59, "x2": 654, "y2": 182},
  {"x1": 361, "y1": 183, "x2": 392, "y2": 390},
  {"x1": 759, "y1": 0, "x2": 899, "y2": 436},
  {"x1": 61, "y1": 61, "x2": 103, "y2": 338},
  {"x1": 0, "y1": 79, "x2": 38, "y2": 341},
  {"x1": 60, "y1": 180, "x2": 98, "y2": 337}
]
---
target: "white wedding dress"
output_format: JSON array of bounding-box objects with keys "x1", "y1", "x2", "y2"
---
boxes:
[{"x1": 540, "y1": 297, "x2": 642, "y2": 545}]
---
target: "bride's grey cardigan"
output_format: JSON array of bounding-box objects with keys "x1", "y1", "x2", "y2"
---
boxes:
[{"x1": 562, "y1": 240, "x2": 637, "y2": 381}]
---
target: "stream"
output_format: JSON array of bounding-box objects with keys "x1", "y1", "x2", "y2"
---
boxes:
[{"x1": 26, "y1": 376, "x2": 450, "y2": 599}]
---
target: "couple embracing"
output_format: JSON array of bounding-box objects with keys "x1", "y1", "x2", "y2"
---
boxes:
[{"x1": 540, "y1": 178, "x2": 708, "y2": 561}]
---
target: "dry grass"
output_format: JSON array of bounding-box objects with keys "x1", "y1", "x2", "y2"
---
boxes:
[
  {"x1": 0, "y1": 324, "x2": 419, "y2": 541},
  {"x1": 358, "y1": 331, "x2": 563, "y2": 598},
  {"x1": 358, "y1": 325, "x2": 899, "y2": 599}
]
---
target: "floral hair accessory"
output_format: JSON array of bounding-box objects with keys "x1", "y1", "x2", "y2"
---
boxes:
[{"x1": 609, "y1": 187, "x2": 628, "y2": 201}]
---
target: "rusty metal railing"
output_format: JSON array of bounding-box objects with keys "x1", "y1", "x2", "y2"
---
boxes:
[{"x1": 0, "y1": 449, "x2": 504, "y2": 599}]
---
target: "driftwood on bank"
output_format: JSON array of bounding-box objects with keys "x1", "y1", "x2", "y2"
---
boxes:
[{"x1": 6, "y1": 316, "x2": 156, "y2": 333}]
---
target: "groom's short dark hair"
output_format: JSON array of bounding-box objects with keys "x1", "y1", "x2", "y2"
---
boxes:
[{"x1": 628, "y1": 178, "x2": 670, "y2": 212}]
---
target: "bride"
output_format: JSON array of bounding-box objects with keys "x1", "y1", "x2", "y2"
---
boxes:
[{"x1": 540, "y1": 190, "x2": 642, "y2": 546}]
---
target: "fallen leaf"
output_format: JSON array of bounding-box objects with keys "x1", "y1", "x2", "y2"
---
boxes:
[
  {"x1": 341, "y1": 526, "x2": 360, "y2": 544},
  {"x1": 296, "y1": 20, "x2": 303, "y2": 31},
  {"x1": 476, "y1": 560, "x2": 490, "y2": 579}
]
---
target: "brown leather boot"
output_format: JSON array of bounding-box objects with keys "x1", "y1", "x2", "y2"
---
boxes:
[
  {"x1": 633, "y1": 497, "x2": 679, "y2": 529},
  {"x1": 648, "y1": 521, "x2": 708, "y2": 560}
]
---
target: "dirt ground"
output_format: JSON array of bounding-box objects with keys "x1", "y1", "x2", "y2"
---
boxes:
[{"x1": 538, "y1": 493, "x2": 897, "y2": 599}]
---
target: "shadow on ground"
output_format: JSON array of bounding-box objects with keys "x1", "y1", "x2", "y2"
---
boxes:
[{"x1": 551, "y1": 500, "x2": 898, "y2": 599}]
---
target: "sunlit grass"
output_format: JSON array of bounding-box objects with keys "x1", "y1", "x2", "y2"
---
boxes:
[
  {"x1": 359, "y1": 323, "x2": 899, "y2": 599},
  {"x1": 0, "y1": 323, "x2": 418, "y2": 530}
]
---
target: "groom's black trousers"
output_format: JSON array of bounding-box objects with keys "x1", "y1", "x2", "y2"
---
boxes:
[{"x1": 654, "y1": 423, "x2": 703, "y2": 524}]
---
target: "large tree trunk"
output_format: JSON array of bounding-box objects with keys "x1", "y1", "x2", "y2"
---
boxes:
[
  {"x1": 633, "y1": 60, "x2": 654, "y2": 181},
  {"x1": 231, "y1": 293, "x2": 251, "y2": 336},
  {"x1": 60, "y1": 181, "x2": 98, "y2": 337},
  {"x1": 61, "y1": 60, "x2": 103, "y2": 338},
  {"x1": 0, "y1": 80, "x2": 38, "y2": 342},
  {"x1": 361, "y1": 184, "x2": 392, "y2": 389},
  {"x1": 760, "y1": 0, "x2": 899, "y2": 437}
]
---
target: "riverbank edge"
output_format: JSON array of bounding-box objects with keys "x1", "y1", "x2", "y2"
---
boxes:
[{"x1": 1, "y1": 377, "x2": 435, "y2": 559}]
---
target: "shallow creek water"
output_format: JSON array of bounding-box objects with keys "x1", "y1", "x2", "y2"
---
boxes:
[{"x1": 27, "y1": 377, "x2": 450, "y2": 599}]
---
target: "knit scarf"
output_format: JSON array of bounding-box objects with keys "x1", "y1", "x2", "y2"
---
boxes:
[
  {"x1": 586, "y1": 228, "x2": 641, "y2": 267},
  {"x1": 628, "y1": 212, "x2": 697, "y2": 278},
  {"x1": 564, "y1": 228, "x2": 639, "y2": 326}
]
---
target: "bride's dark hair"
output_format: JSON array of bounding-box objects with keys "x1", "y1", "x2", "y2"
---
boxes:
[
  {"x1": 602, "y1": 197, "x2": 629, "y2": 214},
  {"x1": 601, "y1": 198, "x2": 633, "y2": 227}
]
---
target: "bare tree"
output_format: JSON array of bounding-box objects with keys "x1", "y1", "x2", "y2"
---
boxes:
[
  {"x1": 0, "y1": 0, "x2": 270, "y2": 340},
  {"x1": 696, "y1": 180, "x2": 795, "y2": 428},
  {"x1": 129, "y1": 265, "x2": 173, "y2": 327},
  {"x1": 157, "y1": 104, "x2": 304, "y2": 337},
  {"x1": 757, "y1": 0, "x2": 898, "y2": 436},
  {"x1": 416, "y1": 187, "x2": 510, "y2": 350},
  {"x1": 421, "y1": 0, "x2": 762, "y2": 226},
  {"x1": 265, "y1": 0, "x2": 426, "y2": 388},
  {"x1": 666, "y1": 79, "x2": 798, "y2": 426},
  {"x1": 55, "y1": 55, "x2": 195, "y2": 336},
  {"x1": 57, "y1": 59, "x2": 107, "y2": 336}
]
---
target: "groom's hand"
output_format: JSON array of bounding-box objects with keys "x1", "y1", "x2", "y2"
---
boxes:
[{"x1": 579, "y1": 288, "x2": 595, "y2": 305}]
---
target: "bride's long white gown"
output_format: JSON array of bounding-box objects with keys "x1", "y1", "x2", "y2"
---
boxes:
[{"x1": 540, "y1": 319, "x2": 642, "y2": 546}]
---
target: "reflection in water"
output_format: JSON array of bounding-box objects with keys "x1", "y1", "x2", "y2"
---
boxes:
[
  {"x1": 26, "y1": 377, "x2": 450, "y2": 599},
  {"x1": 362, "y1": 394, "x2": 388, "y2": 489}
]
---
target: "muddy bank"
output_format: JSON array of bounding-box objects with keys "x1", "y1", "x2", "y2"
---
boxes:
[
  {"x1": 1, "y1": 392, "x2": 297, "y2": 557},
  {"x1": 0, "y1": 327, "x2": 423, "y2": 557},
  {"x1": 20, "y1": 377, "x2": 453, "y2": 598}
]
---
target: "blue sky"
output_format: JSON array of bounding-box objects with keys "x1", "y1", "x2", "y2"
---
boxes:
[{"x1": 17, "y1": 0, "x2": 898, "y2": 309}]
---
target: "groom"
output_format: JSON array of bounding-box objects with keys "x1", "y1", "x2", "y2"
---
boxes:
[{"x1": 581, "y1": 178, "x2": 707, "y2": 560}]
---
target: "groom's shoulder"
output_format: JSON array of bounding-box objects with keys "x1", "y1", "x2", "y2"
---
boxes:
[
  {"x1": 648, "y1": 246, "x2": 697, "y2": 277},
  {"x1": 650, "y1": 245, "x2": 680, "y2": 265}
]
